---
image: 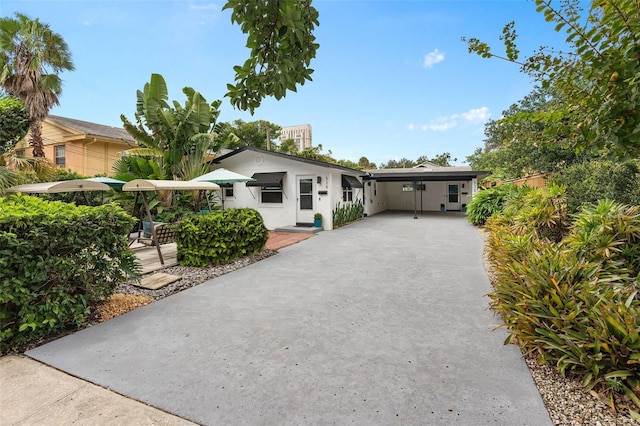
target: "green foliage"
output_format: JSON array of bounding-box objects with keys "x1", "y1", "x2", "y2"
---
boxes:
[
  {"x1": 465, "y1": 86, "x2": 594, "y2": 179},
  {"x1": 466, "y1": 183, "x2": 523, "y2": 226},
  {"x1": 0, "y1": 195, "x2": 139, "y2": 353},
  {"x1": 486, "y1": 195, "x2": 640, "y2": 413},
  {"x1": 120, "y1": 73, "x2": 227, "y2": 181},
  {"x1": 464, "y1": 0, "x2": 640, "y2": 158},
  {"x1": 550, "y1": 160, "x2": 640, "y2": 214},
  {"x1": 223, "y1": 0, "x2": 319, "y2": 113},
  {"x1": 174, "y1": 208, "x2": 268, "y2": 267},
  {"x1": 219, "y1": 119, "x2": 280, "y2": 150},
  {"x1": 0, "y1": 96, "x2": 29, "y2": 153},
  {"x1": 332, "y1": 201, "x2": 363, "y2": 228},
  {"x1": 0, "y1": 12, "x2": 74, "y2": 157}
]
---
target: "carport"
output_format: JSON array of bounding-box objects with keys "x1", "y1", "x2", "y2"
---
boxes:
[{"x1": 363, "y1": 167, "x2": 489, "y2": 218}]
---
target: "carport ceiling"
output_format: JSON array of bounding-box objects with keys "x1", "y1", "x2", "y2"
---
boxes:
[{"x1": 365, "y1": 170, "x2": 489, "y2": 182}]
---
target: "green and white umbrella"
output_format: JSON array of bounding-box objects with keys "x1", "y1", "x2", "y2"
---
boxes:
[{"x1": 191, "y1": 168, "x2": 255, "y2": 209}]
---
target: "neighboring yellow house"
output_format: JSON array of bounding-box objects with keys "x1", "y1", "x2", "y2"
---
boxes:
[{"x1": 16, "y1": 115, "x2": 137, "y2": 177}]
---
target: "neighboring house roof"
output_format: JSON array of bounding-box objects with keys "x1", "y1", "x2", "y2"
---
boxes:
[
  {"x1": 211, "y1": 146, "x2": 366, "y2": 175},
  {"x1": 46, "y1": 115, "x2": 135, "y2": 143},
  {"x1": 365, "y1": 166, "x2": 489, "y2": 182}
]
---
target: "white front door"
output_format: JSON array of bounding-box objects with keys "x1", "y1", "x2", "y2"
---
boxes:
[
  {"x1": 296, "y1": 175, "x2": 315, "y2": 224},
  {"x1": 447, "y1": 183, "x2": 461, "y2": 211}
]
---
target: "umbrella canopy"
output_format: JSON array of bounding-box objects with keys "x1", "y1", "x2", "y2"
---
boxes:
[
  {"x1": 86, "y1": 176, "x2": 126, "y2": 187},
  {"x1": 122, "y1": 179, "x2": 220, "y2": 192},
  {"x1": 7, "y1": 179, "x2": 111, "y2": 194},
  {"x1": 191, "y1": 168, "x2": 255, "y2": 184}
]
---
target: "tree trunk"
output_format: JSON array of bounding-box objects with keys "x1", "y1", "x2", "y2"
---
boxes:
[{"x1": 29, "y1": 119, "x2": 46, "y2": 158}]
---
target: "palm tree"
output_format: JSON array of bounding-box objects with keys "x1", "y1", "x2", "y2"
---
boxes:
[{"x1": 0, "y1": 13, "x2": 74, "y2": 158}]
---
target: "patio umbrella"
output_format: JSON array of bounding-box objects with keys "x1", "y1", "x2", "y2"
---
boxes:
[
  {"x1": 86, "y1": 176, "x2": 126, "y2": 188},
  {"x1": 191, "y1": 168, "x2": 255, "y2": 210}
]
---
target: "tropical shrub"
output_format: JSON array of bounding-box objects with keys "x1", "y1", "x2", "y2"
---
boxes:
[
  {"x1": 466, "y1": 183, "x2": 524, "y2": 226},
  {"x1": 486, "y1": 196, "x2": 640, "y2": 413},
  {"x1": 332, "y1": 201, "x2": 363, "y2": 228},
  {"x1": 550, "y1": 160, "x2": 640, "y2": 214},
  {"x1": 174, "y1": 208, "x2": 268, "y2": 267},
  {"x1": 0, "y1": 195, "x2": 138, "y2": 353}
]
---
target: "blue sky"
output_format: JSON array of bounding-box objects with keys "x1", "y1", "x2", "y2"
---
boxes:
[{"x1": 1, "y1": 0, "x2": 570, "y2": 166}]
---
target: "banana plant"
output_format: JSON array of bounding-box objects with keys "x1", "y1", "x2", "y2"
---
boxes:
[{"x1": 120, "y1": 73, "x2": 228, "y2": 182}]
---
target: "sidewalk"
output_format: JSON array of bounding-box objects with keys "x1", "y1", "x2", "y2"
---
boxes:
[{"x1": 0, "y1": 355, "x2": 195, "y2": 425}]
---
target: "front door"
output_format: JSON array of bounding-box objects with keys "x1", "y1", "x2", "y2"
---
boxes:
[
  {"x1": 447, "y1": 183, "x2": 460, "y2": 211},
  {"x1": 297, "y1": 175, "x2": 315, "y2": 224}
]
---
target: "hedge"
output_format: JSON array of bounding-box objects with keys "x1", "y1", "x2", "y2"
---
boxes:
[
  {"x1": 0, "y1": 195, "x2": 138, "y2": 353},
  {"x1": 174, "y1": 208, "x2": 268, "y2": 267}
]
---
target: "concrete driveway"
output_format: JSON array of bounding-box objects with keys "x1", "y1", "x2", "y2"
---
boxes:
[{"x1": 27, "y1": 212, "x2": 551, "y2": 425}]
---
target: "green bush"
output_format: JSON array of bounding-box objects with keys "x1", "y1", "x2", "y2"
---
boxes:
[
  {"x1": 466, "y1": 184, "x2": 525, "y2": 226},
  {"x1": 0, "y1": 195, "x2": 139, "y2": 353},
  {"x1": 174, "y1": 208, "x2": 268, "y2": 267},
  {"x1": 487, "y1": 195, "x2": 640, "y2": 412},
  {"x1": 550, "y1": 160, "x2": 640, "y2": 213},
  {"x1": 332, "y1": 201, "x2": 363, "y2": 228}
]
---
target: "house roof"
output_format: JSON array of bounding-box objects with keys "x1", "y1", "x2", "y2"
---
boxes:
[
  {"x1": 211, "y1": 146, "x2": 366, "y2": 175},
  {"x1": 46, "y1": 115, "x2": 136, "y2": 143}
]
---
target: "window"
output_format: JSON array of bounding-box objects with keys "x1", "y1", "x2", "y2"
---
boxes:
[
  {"x1": 15, "y1": 150, "x2": 25, "y2": 157},
  {"x1": 416, "y1": 184, "x2": 426, "y2": 191},
  {"x1": 222, "y1": 183, "x2": 234, "y2": 198},
  {"x1": 343, "y1": 187, "x2": 353, "y2": 202},
  {"x1": 261, "y1": 186, "x2": 283, "y2": 203},
  {"x1": 54, "y1": 145, "x2": 66, "y2": 168},
  {"x1": 402, "y1": 184, "x2": 414, "y2": 192}
]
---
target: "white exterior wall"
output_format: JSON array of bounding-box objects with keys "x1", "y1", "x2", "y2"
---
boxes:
[
  {"x1": 214, "y1": 151, "x2": 363, "y2": 231},
  {"x1": 363, "y1": 180, "x2": 389, "y2": 216}
]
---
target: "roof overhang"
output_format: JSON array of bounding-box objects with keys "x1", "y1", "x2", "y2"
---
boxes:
[
  {"x1": 122, "y1": 179, "x2": 220, "y2": 192},
  {"x1": 7, "y1": 179, "x2": 112, "y2": 194},
  {"x1": 365, "y1": 170, "x2": 490, "y2": 182}
]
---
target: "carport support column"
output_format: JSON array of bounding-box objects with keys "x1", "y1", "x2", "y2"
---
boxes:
[{"x1": 413, "y1": 180, "x2": 418, "y2": 219}]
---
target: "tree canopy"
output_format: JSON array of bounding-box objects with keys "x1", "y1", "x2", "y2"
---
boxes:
[
  {"x1": 119, "y1": 73, "x2": 228, "y2": 181},
  {"x1": 223, "y1": 0, "x2": 319, "y2": 113},
  {"x1": 463, "y1": 0, "x2": 640, "y2": 158},
  {"x1": 465, "y1": 86, "x2": 592, "y2": 179},
  {"x1": 0, "y1": 95, "x2": 29, "y2": 154},
  {"x1": 217, "y1": 119, "x2": 281, "y2": 150},
  {"x1": 0, "y1": 13, "x2": 74, "y2": 157}
]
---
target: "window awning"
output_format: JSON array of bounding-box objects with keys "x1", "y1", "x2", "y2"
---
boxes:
[
  {"x1": 342, "y1": 175, "x2": 364, "y2": 188},
  {"x1": 246, "y1": 172, "x2": 286, "y2": 187}
]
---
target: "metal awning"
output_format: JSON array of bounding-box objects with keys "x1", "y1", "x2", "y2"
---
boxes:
[
  {"x1": 342, "y1": 175, "x2": 364, "y2": 188},
  {"x1": 246, "y1": 172, "x2": 286, "y2": 187},
  {"x1": 7, "y1": 179, "x2": 111, "y2": 193},
  {"x1": 122, "y1": 179, "x2": 220, "y2": 192}
]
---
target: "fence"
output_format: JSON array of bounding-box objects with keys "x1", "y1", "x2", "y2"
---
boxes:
[{"x1": 482, "y1": 172, "x2": 549, "y2": 189}]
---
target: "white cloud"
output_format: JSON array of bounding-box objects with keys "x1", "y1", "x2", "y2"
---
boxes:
[
  {"x1": 412, "y1": 106, "x2": 491, "y2": 132},
  {"x1": 407, "y1": 124, "x2": 415, "y2": 131},
  {"x1": 461, "y1": 107, "x2": 490, "y2": 124},
  {"x1": 423, "y1": 49, "x2": 444, "y2": 68}
]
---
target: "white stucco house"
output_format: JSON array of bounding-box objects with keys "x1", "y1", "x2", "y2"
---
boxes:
[
  {"x1": 209, "y1": 148, "x2": 489, "y2": 230},
  {"x1": 210, "y1": 147, "x2": 365, "y2": 231}
]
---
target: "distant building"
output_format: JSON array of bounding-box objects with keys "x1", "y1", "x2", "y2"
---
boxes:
[{"x1": 278, "y1": 124, "x2": 312, "y2": 151}]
